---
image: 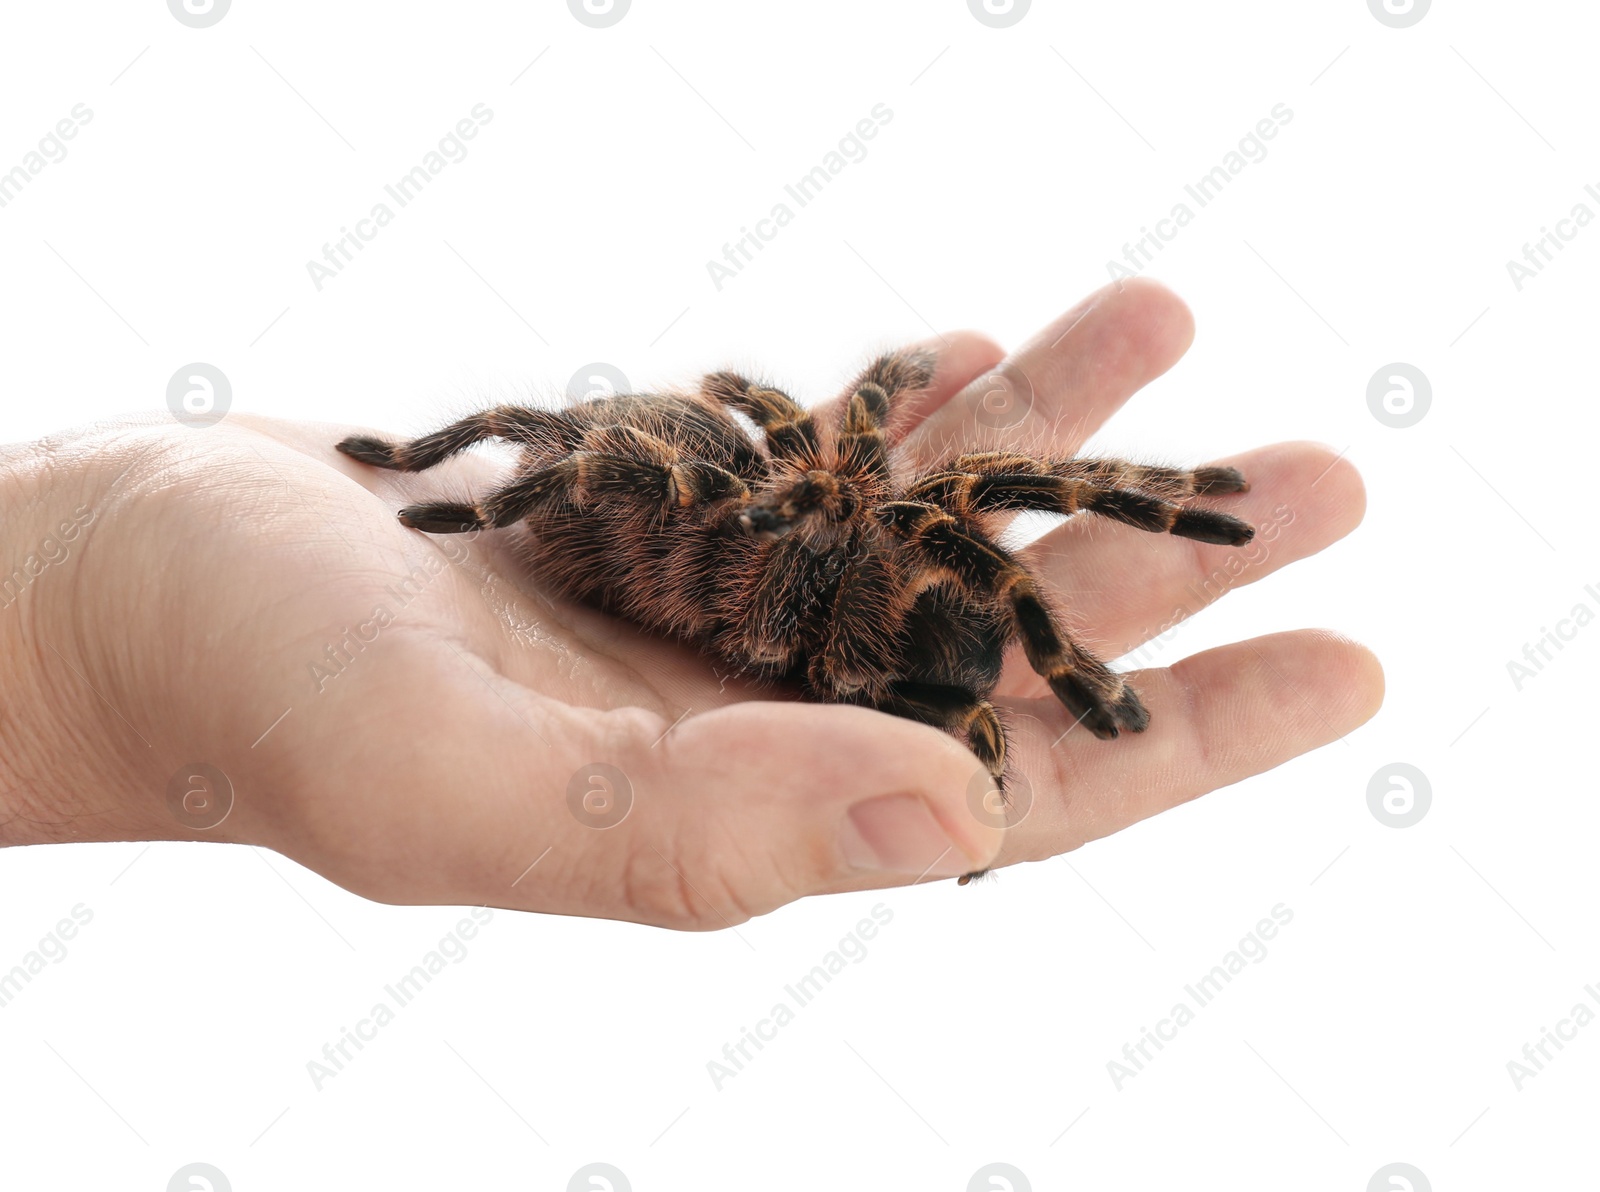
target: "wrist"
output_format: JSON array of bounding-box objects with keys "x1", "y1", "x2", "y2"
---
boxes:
[
  {"x1": 0, "y1": 421, "x2": 323, "y2": 854},
  {"x1": 0, "y1": 429, "x2": 177, "y2": 847}
]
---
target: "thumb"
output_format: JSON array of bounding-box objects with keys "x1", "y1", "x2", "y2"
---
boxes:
[{"x1": 613, "y1": 701, "x2": 1004, "y2": 930}]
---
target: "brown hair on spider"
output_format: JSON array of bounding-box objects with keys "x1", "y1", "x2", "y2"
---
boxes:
[{"x1": 336, "y1": 348, "x2": 1253, "y2": 883}]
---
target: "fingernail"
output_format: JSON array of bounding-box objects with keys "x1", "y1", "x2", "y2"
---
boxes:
[{"x1": 839, "y1": 794, "x2": 980, "y2": 877}]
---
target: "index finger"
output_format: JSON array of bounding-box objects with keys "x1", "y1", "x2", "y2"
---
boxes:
[
  {"x1": 899, "y1": 277, "x2": 1197, "y2": 468},
  {"x1": 808, "y1": 329, "x2": 1004, "y2": 437}
]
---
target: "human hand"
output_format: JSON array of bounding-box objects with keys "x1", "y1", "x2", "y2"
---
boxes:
[{"x1": 0, "y1": 278, "x2": 1381, "y2": 928}]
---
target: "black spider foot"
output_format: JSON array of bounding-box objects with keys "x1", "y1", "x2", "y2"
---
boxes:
[
  {"x1": 1109, "y1": 684, "x2": 1151, "y2": 734},
  {"x1": 1171, "y1": 508, "x2": 1255, "y2": 547},
  {"x1": 1193, "y1": 465, "x2": 1250, "y2": 494},
  {"x1": 397, "y1": 501, "x2": 484, "y2": 533},
  {"x1": 1059, "y1": 680, "x2": 1150, "y2": 741},
  {"x1": 335, "y1": 435, "x2": 399, "y2": 468}
]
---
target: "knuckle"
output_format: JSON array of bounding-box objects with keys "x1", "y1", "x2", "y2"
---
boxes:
[
  {"x1": 617, "y1": 823, "x2": 793, "y2": 931},
  {"x1": 618, "y1": 837, "x2": 753, "y2": 932}
]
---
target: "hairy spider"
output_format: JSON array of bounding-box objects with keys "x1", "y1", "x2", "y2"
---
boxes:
[{"x1": 335, "y1": 349, "x2": 1253, "y2": 881}]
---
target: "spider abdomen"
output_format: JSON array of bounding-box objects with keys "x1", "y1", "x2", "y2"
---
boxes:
[{"x1": 339, "y1": 346, "x2": 1255, "y2": 869}]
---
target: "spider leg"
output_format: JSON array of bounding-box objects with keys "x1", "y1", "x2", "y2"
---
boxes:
[
  {"x1": 947, "y1": 452, "x2": 1249, "y2": 499},
  {"x1": 1066, "y1": 458, "x2": 1248, "y2": 498},
  {"x1": 336, "y1": 406, "x2": 563, "y2": 472},
  {"x1": 871, "y1": 680, "x2": 1007, "y2": 779},
  {"x1": 711, "y1": 535, "x2": 849, "y2": 672},
  {"x1": 877, "y1": 502, "x2": 1147, "y2": 739},
  {"x1": 398, "y1": 426, "x2": 749, "y2": 533},
  {"x1": 808, "y1": 544, "x2": 906, "y2": 695},
  {"x1": 853, "y1": 348, "x2": 938, "y2": 405},
  {"x1": 858, "y1": 679, "x2": 1006, "y2": 887},
  {"x1": 908, "y1": 466, "x2": 1253, "y2": 546},
  {"x1": 699, "y1": 371, "x2": 821, "y2": 468},
  {"x1": 835, "y1": 349, "x2": 937, "y2": 479}
]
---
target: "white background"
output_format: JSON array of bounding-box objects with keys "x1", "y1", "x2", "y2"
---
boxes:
[{"x1": 2, "y1": 1, "x2": 1596, "y2": 1188}]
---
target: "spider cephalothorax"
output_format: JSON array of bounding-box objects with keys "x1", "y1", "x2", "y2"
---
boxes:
[{"x1": 336, "y1": 349, "x2": 1254, "y2": 880}]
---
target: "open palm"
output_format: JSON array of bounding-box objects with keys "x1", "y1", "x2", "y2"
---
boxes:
[{"x1": 32, "y1": 279, "x2": 1380, "y2": 929}]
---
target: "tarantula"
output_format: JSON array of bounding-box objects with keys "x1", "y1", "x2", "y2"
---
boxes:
[{"x1": 336, "y1": 349, "x2": 1254, "y2": 880}]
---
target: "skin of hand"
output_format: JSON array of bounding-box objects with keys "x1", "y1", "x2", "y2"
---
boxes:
[{"x1": 0, "y1": 278, "x2": 1382, "y2": 929}]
